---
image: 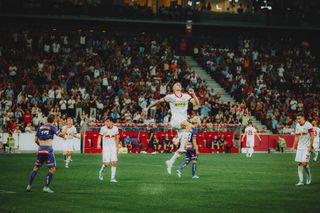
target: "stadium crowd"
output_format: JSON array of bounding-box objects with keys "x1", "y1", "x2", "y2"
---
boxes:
[
  {"x1": 0, "y1": 29, "x2": 247, "y2": 137},
  {"x1": 195, "y1": 36, "x2": 320, "y2": 134}
]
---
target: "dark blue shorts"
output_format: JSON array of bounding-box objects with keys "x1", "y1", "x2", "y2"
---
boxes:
[
  {"x1": 186, "y1": 149, "x2": 198, "y2": 161},
  {"x1": 34, "y1": 146, "x2": 56, "y2": 168}
]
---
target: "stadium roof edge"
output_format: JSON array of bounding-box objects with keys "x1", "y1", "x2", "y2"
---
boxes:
[{"x1": 1, "y1": 14, "x2": 320, "y2": 32}]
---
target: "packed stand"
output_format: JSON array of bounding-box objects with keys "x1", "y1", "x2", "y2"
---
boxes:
[{"x1": 195, "y1": 37, "x2": 320, "y2": 134}]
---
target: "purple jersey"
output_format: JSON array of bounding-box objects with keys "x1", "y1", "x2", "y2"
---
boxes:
[{"x1": 36, "y1": 124, "x2": 61, "y2": 140}]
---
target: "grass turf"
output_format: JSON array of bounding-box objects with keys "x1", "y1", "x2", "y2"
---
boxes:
[{"x1": 0, "y1": 153, "x2": 320, "y2": 213}]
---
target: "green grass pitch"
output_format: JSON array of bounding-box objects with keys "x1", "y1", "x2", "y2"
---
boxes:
[{"x1": 0, "y1": 153, "x2": 320, "y2": 213}]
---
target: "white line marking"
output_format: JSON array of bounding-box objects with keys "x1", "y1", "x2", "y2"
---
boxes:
[{"x1": 0, "y1": 190, "x2": 17, "y2": 194}]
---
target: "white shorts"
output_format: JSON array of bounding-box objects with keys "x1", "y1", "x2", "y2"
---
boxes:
[
  {"x1": 103, "y1": 146, "x2": 118, "y2": 163},
  {"x1": 295, "y1": 149, "x2": 310, "y2": 163},
  {"x1": 170, "y1": 117, "x2": 187, "y2": 129},
  {"x1": 62, "y1": 140, "x2": 74, "y2": 152},
  {"x1": 313, "y1": 141, "x2": 319, "y2": 151},
  {"x1": 246, "y1": 139, "x2": 254, "y2": 147}
]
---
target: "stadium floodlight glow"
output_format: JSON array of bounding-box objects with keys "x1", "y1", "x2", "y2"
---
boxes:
[
  {"x1": 187, "y1": 0, "x2": 192, "y2": 6},
  {"x1": 216, "y1": 4, "x2": 222, "y2": 10},
  {"x1": 235, "y1": 0, "x2": 239, "y2": 3},
  {"x1": 261, "y1": 0, "x2": 272, "y2": 10},
  {"x1": 261, "y1": 5, "x2": 272, "y2": 10}
]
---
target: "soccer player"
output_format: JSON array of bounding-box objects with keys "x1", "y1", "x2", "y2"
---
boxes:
[
  {"x1": 311, "y1": 120, "x2": 319, "y2": 161},
  {"x1": 177, "y1": 119, "x2": 199, "y2": 179},
  {"x1": 242, "y1": 119, "x2": 261, "y2": 157},
  {"x1": 26, "y1": 114, "x2": 65, "y2": 193},
  {"x1": 292, "y1": 113, "x2": 314, "y2": 186},
  {"x1": 143, "y1": 82, "x2": 200, "y2": 174},
  {"x1": 62, "y1": 118, "x2": 79, "y2": 168},
  {"x1": 98, "y1": 117, "x2": 120, "y2": 183}
]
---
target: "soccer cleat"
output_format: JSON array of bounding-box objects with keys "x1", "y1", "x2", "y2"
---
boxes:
[
  {"x1": 192, "y1": 175, "x2": 200, "y2": 179},
  {"x1": 99, "y1": 171, "x2": 104, "y2": 181},
  {"x1": 313, "y1": 157, "x2": 317, "y2": 162},
  {"x1": 65, "y1": 164, "x2": 69, "y2": 169},
  {"x1": 166, "y1": 160, "x2": 172, "y2": 175},
  {"x1": 295, "y1": 182, "x2": 304, "y2": 186},
  {"x1": 176, "y1": 170, "x2": 182, "y2": 178},
  {"x1": 43, "y1": 187, "x2": 54, "y2": 193},
  {"x1": 26, "y1": 185, "x2": 31, "y2": 192},
  {"x1": 306, "y1": 176, "x2": 312, "y2": 185},
  {"x1": 110, "y1": 179, "x2": 118, "y2": 183}
]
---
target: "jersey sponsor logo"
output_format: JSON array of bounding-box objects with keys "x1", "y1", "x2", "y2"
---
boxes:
[
  {"x1": 173, "y1": 101, "x2": 187, "y2": 107},
  {"x1": 295, "y1": 132, "x2": 307, "y2": 136}
]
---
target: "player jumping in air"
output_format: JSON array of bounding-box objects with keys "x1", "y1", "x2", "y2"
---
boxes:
[
  {"x1": 311, "y1": 120, "x2": 320, "y2": 162},
  {"x1": 26, "y1": 114, "x2": 65, "y2": 193},
  {"x1": 62, "y1": 118, "x2": 79, "y2": 168},
  {"x1": 242, "y1": 119, "x2": 261, "y2": 158},
  {"x1": 143, "y1": 82, "x2": 200, "y2": 174},
  {"x1": 176, "y1": 119, "x2": 199, "y2": 179},
  {"x1": 292, "y1": 113, "x2": 314, "y2": 186},
  {"x1": 98, "y1": 117, "x2": 120, "y2": 183}
]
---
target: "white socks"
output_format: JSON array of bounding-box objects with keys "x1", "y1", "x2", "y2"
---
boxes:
[
  {"x1": 100, "y1": 165, "x2": 116, "y2": 180},
  {"x1": 111, "y1": 166, "x2": 116, "y2": 180},
  {"x1": 304, "y1": 165, "x2": 311, "y2": 177},
  {"x1": 298, "y1": 166, "x2": 304, "y2": 183},
  {"x1": 169, "y1": 152, "x2": 181, "y2": 165},
  {"x1": 249, "y1": 148, "x2": 254, "y2": 157},
  {"x1": 314, "y1": 152, "x2": 318, "y2": 161},
  {"x1": 246, "y1": 148, "x2": 254, "y2": 157},
  {"x1": 100, "y1": 165, "x2": 105, "y2": 173}
]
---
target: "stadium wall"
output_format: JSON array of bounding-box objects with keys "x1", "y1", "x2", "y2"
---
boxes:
[{"x1": 0, "y1": 132, "x2": 295, "y2": 153}]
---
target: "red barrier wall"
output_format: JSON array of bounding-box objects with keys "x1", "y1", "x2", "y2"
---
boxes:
[
  {"x1": 241, "y1": 134, "x2": 295, "y2": 152},
  {"x1": 83, "y1": 131, "x2": 235, "y2": 154}
]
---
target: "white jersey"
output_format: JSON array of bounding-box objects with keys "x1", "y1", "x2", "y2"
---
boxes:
[
  {"x1": 313, "y1": 127, "x2": 320, "y2": 144},
  {"x1": 99, "y1": 126, "x2": 119, "y2": 149},
  {"x1": 62, "y1": 125, "x2": 77, "y2": 140},
  {"x1": 295, "y1": 121, "x2": 313, "y2": 150},
  {"x1": 244, "y1": 126, "x2": 257, "y2": 143},
  {"x1": 62, "y1": 125, "x2": 77, "y2": 151},
  {"x1": 164, "y1": 93, "x2": 192, "y2": 124}
]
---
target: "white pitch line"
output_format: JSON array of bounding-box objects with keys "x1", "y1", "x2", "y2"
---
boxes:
[{"x1": 0, "y1": 190, "x2": 17, "y2": 194}]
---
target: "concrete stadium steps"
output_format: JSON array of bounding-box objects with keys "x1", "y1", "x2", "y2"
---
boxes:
[{"x1": 185, "y1": 56, "x2": 271, "y2": 133}]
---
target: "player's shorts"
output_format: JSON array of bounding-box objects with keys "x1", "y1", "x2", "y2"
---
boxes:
[
  {"x1": 34, "y1": 146, "x2": 56, "y2": 168},
  {"x1": 186, "y1": 149, "x2": 198, "y2": 161},
  {"x1": 246, "y1": 139, "x2": 255, "y2": 147},
  {"x1": 62, "y1": 139, "x2": 74, "y2": 152},
  {"x1": 313, "y1": 141, "x2": 319, "y2": 151},
  {"x1": 295, "y1": 149, "x2": 310, "y2": 163},
  {"x1": 170, "y1": 117, "x2": 187, "y2": 130},
  {"x1": 103, "y1": 146, "x2": 118, "y2": 163}
]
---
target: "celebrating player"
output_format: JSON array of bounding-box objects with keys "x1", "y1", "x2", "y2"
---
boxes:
[
  {"x1": 292, "y1": 113, "x2": 314, "y2": 186},
  {"x1": 242, "y1": 119, "x2": 261, "y2": 158},
  {"x1": 26, "y1": 114, "x2": 65, "y2": 193},
  {"x1": 176, "y1": 119, "x2": 199, "y2": 179},
  {"x1": 62, "y1": 118, "x2": 79, "y2": 168},
  {"x1": 143, "y1": 82, "x2": 200, "y2": 174},
  {"x1": 311, "y1": 120, "x2": 320, "y2": 161},
  {"x1": 98, "y1": 117, "x2": 120, "y2": 183}
]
